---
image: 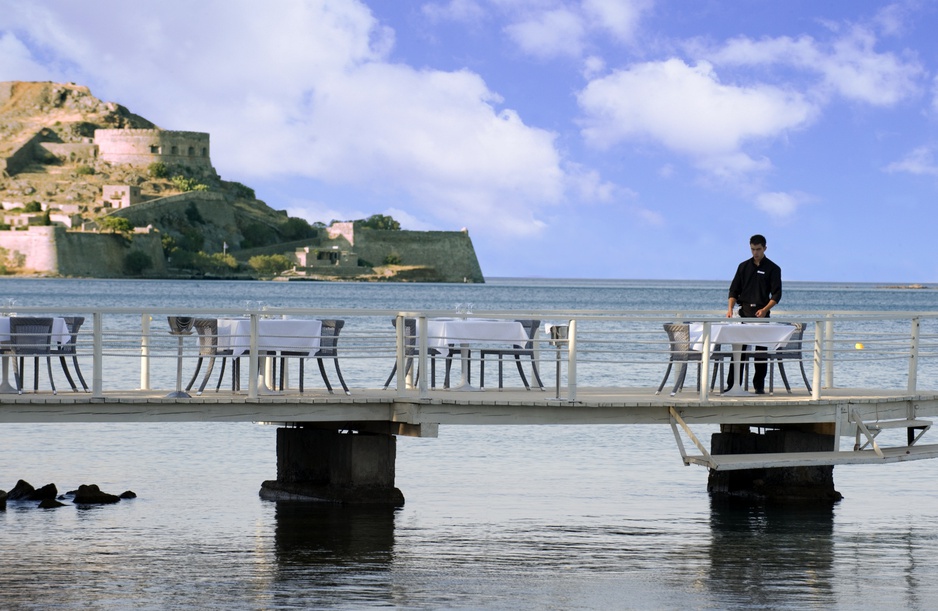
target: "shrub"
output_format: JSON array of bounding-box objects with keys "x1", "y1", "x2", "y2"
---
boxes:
[
  {"x1": 383, "y1": 252, "x2": 402, "y2": 265},
  {"x1": 248, "y1": 254, "x2": 292, "y2": 277},
  {"x1": 148, "y1": 162, "x2": 168, "y2": 178},
  {"x1": 357, "y1": 214, "x2": 401, "y2": 230},
  {"x1": 99, "y1": 216, "x2": 134, "y2": 236},
  {"x1": 228, "y1": 182, "x2": 255, "y2": 200},
  {"x1": 280, "y1": 217, "x2": 316, "y2": 241},
  {"x1": 124, "y1": 251, "x2": 153, "y2": 275},
  {"x1": 23, "y1": 201, "x2": 42, "y2": 213},
  {"x1": 75, "y1": 165, "x2": 95, "y2": 176},
  {"x1": 170, "y1": 175, "x2": 208, "y2": 192}
]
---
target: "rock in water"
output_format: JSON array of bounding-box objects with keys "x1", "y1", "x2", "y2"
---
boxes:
[
  {"x1": 72, "y1": 484, "x2": 121, "y2": 505},
  {"x1": 7, "y1": 479, "x2": 35, "y2": 500}
]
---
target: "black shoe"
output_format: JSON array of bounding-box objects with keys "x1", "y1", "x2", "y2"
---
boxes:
[{"x1": 754, "y1": 389, "x2": 765, "y2": 395}]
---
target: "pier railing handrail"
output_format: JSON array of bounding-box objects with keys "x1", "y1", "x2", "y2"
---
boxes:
[{"x1": 0, "y1": 305, "x2": 935, "y2": 401}]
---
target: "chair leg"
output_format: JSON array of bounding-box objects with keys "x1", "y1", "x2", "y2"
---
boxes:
[
  {"x1": 528, "y1": 355, "x2": 545, "y2": 390},
  {"x1": 71, "y1": 355, "x2": 89, "y2": 391},
  {"x1": 671, "y1": 362, "x2": 689, "y2": 396},
  {"x1": 333, "y1": 358, "x2": 350, "y2": 395},
  {"x1": 216, "y1": 358, "x2": 227, "y2": 392},
  {"x1": 317, "y1": 358, "x2": 334, "y2": 394},
  {"x1": 383, "y1": 363, "x2": 397, "y2": 390},
  {"x1": 58, "y1": 355, "x2": 78, "y2": 391},
  {"x1": 45, "y1": 356, "x2": 56, "y2": 395},
  {"x1": 480, "y1": 354, "x2": 486, "y2": 388},
  {"x1": 197, "y1": 357, "x2": 216, "y2": 395},
  {"x1": 186, "y1": 356, "x2": 204, "y2": 392},
  {"x1": 656, "y1": 362, "x2": 674, "y2": 395},
  {"x1": 512, "y1": 354, "x2": 530, "y2": 390},
  {"x1": 14, "y1": 356, "x2": 23, "y2": 393},
  {"x1": 799, "y1": 362, "x2": 812, "y2": 392}
]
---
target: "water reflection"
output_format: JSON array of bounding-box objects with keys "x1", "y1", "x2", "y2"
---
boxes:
[
  {"x1": 707, "y1": 498, "x2": 836, "y2": 607},
  {"x1": 273, "y1": 502, "x2": 397, "y2": 567}
]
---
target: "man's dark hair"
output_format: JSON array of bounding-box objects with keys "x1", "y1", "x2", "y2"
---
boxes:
[{"x1": 750, "y1": 234, "x2": 766, "y2": 247}]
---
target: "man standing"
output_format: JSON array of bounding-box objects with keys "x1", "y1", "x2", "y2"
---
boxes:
[{"x1": 726, "y1": 234, "x2": 782, "y2": 394}]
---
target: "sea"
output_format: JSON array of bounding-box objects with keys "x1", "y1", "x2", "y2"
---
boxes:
[{"x1": 2, "y1": 277, "x2": 938, "y2": 610}]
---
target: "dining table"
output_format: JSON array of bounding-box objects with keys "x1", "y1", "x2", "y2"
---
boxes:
[
  {"x1": 0, "y1": 316, "x2": 71, "y2": 394},
  {"x1": 425, "y1": 318, "x2": 528, "y2": 390},
  {"x1": 689, "y1": 321, "x2": 796, "y2": 397},
  {"x1": 216, "y1": 317, "x2": 322, "y2": 393}
]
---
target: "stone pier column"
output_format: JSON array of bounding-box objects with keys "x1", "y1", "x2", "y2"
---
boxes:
[
  {"x1": 260, "y1": 427, "x2": 405, "y2": 506},
  {"x1": 707, "y1": 424, "x2": 843, "y2": 503}
]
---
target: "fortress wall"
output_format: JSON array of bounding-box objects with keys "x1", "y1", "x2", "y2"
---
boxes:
[
  {"x1": 39, "y1": 142, "x2": 98, "y2": 163},
  {"x1": 351, "y1": 230, "x2": 484, "y2": 282},
  {"x1": 56, "y1": 231, "x2": 167, "y2": 277},
  {"x1": 0, "y1": 226, "x2": 60, "y2": 272},
  {"x1": 94, "y1": 128, "x2": 212, "y2": 169},
  {"x1": 0, "y1": 130, "x2": 47, "y2": 176}
]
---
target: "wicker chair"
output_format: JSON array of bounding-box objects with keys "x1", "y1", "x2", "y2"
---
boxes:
[
  {"x1": 479, "y1": 319, "x2": 544, "y2": 390},
  {"x1": 53, "y1": 316, "x2": 89, "y2": 392},
  {"x1": 383, "y1": 317, "x2": 442, "y2": 389},
  {"x1": 768, "y1": 322, "x2": 812, "y2": 393},
  {"x1": 186, "y1": 318, "x2": 238, "y2": 395},
  {"x1": 278, "y1": 319, "x2": 350, "y2": 395},
  {"x1": 656, "y1": 323, "x2": 727, "y2": 396},
  {"x1": 9, "y1": 317, "x2": 56, "y2": 394}
]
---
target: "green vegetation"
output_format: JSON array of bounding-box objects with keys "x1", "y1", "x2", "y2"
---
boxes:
[
  {"x1": 75, "y1": 165, "x2": 95, "y2": 176},
  {"x1": 99, "y1": 216, "x2": 134, "y2": 236},
  {"x1": 23, "y1": 201, "x2": 42, "y2": 213},
  {"x1": 357, "y1": 214, "x2": 400, "y2": 230},
  {"x1": 240, "y1": 221, "x2": 278, "y2": 249},
  {"x1": 280, "y1": 217, "x2": 316, "y2": 241},
  {"x1": 248, "y1": 254, "x2": 292, "y2": 277},
  {"x1": 148, "y1": 161, "x2": 168, "y2": 178},
  {"x1": 170, "y1": 175, "x2": 209, "y2": 192},
  {"x1": 124, "y1": 251, "x2": 153, "y2": 275},
  {"x1": 383, "y1": 252, "x2": 402, "y2": 265},
  {"x1": 227, "y1": 181, "x2": 255, "y2": 200}
]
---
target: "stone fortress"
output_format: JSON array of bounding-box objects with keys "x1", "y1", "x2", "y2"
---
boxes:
[{"x1": 0, "y1": 81, "x2": 483, "y2": 281}]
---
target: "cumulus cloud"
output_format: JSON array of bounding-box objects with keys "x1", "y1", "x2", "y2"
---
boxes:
[
  {"x1": 577, "y1": 59, "x2": 816, "y2": 174},
  {"x1": 0, "y1": 0, "x2": 574, "y2": 237},
  {"x1": 704, "y1": 26, "x2": 923, "y2": 106},
  {"x1": 884, "y1": 147, "x2": 938, "y2": 176},
  {"x1": 504, "y1": 8, "x2": 585, "y2": 59}
]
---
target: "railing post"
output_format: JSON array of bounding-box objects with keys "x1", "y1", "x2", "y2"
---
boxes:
[
  {"x1": 699, "y1": 321, "x2": 711, "y2": 403},
  {"x1": 248, "y1": 313, "x2": 259, "y2": 399},
  {"x1": 394, "y1": 314, "x2": 406, "y2": 393},
  {"x1": 140, "y1": 313, "x2": 150, "y2": 391},
  {"x1": 908, "y1": 316, "x2": 920, "y2": 393},
  {"x1": 824, "y1": 316, "x2": 834, "y2": 388},
  {"x1": 812, "y1": 320, "x2": 823, "y2": 400},
  {"x1": 92, "y1": 311, "x2": 103, "y2": 399},
  {"x1": 567, "y1": 319, "x2": 577, "y2": 402},
  {"x1": 417, "y1": 316, "x2": 429, "y2": 398}
]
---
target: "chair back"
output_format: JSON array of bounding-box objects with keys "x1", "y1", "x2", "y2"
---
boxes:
[
  {"x1": 9, "y1": 317, "x2": 54, "y2": 356},
  {"x1": 662, "y1": 323, "x2": 695, "y2": 362},
  {"x1": 777, "y1": 323, "x2": 806, "y2": 359},
  {"x1": 56, "y1": 316, "x2": 84, "y2": 355},
  {"x1": 193, "y1": 318, "x2": 219, "y2": 356},
  {"x1": 168, "y1": 316, "x2": 194, "y2": 335},
  {"x1": 515, "y1": 319, "x2": 540, "y2": 349},
  {"x1": 316, "y1": 319, "x2": 344, "y2": 357},
  {"x1": 392, "y1": 317, "x2": 418, "y2": 355}
]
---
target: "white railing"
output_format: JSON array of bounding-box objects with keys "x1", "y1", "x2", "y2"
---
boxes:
[{"x1": 1, "y1": 306, "x2": 937, "y2": 402}]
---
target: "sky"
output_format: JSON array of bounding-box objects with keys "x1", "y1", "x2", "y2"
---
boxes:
[{"x1": 1, "y1": 1, "x2": 937, "y2": 283}]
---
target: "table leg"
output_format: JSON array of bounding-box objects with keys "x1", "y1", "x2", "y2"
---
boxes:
[
  {"x1": 721, "y1": 343, "x2": 751, "y2": 397},
  {"x1": 166, "y1": 336, "x2": 192, "y2": 399},
  {"x1": 450, "y1": 344, "x2": 479, "y2": 391},
  {"x1": 0, "y1": 354, "x2": 16, "y2": 394},
  {"x1": 256, "y1": 355, "x2": 280, "y2": 395}
]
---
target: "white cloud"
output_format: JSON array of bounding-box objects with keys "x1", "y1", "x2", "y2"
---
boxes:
[
  {"x1": 582, "y1": 0, "x2": 651, "y2": 43},
  {"x1": 577, "y1": 59, "x2": 816, "y2": 175},
  {"x1": 504, "y1": 8, "x2": 585, "y2": 59},
  {"x1": 754, "y1": 191, "x2": 806, "y2": 219},
  {"x1": 0, "y1": 0, "x2": 570, "y2": 238},
  {"x1": 422, "y1": 0, "x2": 487, "y2": 23},
  {"x1": 884, "y1": 147, "x2": 938, "y2": 176},
  {"x1": 705, "y1": 26, "x2": 923, "y2": 107},
  {"x1": 0, "y1": 33, "x2": 55, "y2": 80}
]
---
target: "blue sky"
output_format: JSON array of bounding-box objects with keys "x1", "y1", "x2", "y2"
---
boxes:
[{"x1": 1, "y1": 1, "x2": 937, "y2": 282}]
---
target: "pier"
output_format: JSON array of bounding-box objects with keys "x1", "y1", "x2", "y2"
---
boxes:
[{"x1": 2, "y1": 305, "x2": 937, "y2": 504}]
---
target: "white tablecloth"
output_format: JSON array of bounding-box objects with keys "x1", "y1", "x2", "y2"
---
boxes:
[
  {"x1": 0, "y1": 316, "x2": 71, "y2": 345},
  {"x1": 689, "y1": 322, "x2": 795, "y2": 352},
  {"x1": 425, "y1": 318, "x2": 528, "y2": 349},
  {"x1": 217, "y1": 318, "x2": 322, "y2": 356}
]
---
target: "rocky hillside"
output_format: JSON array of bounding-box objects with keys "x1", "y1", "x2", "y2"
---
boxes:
[{"x1": 0, "y1": 81, "x2": 311, "y2": 257}]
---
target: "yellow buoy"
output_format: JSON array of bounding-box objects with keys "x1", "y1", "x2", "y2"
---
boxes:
[{"x1": 855, "y1": 342, "x2": 864, "y2": 350}]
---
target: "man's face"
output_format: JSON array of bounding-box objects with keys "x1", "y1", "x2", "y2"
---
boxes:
[{"x1": 750, "y1": 243, "x2": 766, "y2": 263}]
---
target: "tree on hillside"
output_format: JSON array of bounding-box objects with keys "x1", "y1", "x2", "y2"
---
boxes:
[{"x1": 357, "y1": 214, "x2": 400, "y2": 231}]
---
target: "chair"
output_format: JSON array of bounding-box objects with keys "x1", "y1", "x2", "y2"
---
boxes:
[
  {"x1": 9, "y1": 317, "x2": 56, "y2": 394},
  {"x1": 479, "y1": 320, "x2": 545, "y2": 390},
  {"x1": 278, "y1": 319, "x2": 350, "y2": 395},
  {"x1": 383, "y1": 317, "x2": 442, "y2": 389},
  {"x1": 186, "y1": 318, "x2": 237, "y2": 395},
  {"x1": 53, "y1": 316, "x2": 89, "y2": 392},
  {"x1": 768, "y1": 322, "x2": 812, "y2": 393},
  {"x1": 655, "y1": 323, "x2": 727, "y2": 396}
]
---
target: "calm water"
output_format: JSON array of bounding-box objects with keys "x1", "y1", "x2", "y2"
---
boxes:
[{"x1": 2, "y1": 278, "x2": 938, "y2": 609}]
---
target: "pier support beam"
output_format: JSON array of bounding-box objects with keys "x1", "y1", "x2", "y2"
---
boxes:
[
  {"x1": 708, "y1": 424, "x2": 843, "y2": 504},
  {"x1": 260, "y1": 426, "x2": 405, "y2": 506}
]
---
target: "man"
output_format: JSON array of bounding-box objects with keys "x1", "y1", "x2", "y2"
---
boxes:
[{"x1": 726, "y1": 234, "x2": 782, "y2": 394}]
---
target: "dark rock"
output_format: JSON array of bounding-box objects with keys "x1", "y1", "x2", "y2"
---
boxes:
[
  {"x1": 38, "y1": 499, "x2": 66, "y2": 509},
  {"x1": 119, "y1": 490, "x2": 136, "y2": 499},
  {"x1": 27, "y1": 483, "x2": 58, "y2": 501},
  {"x1": 0, "y1": 489, "x2": 6, "y2": 509},
  {"x1": 72, "y1": 484, "x2": 120, "y2": 505},
  {"x1": 7, "y1": 479, "x2": 35, "y2": 500}
]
